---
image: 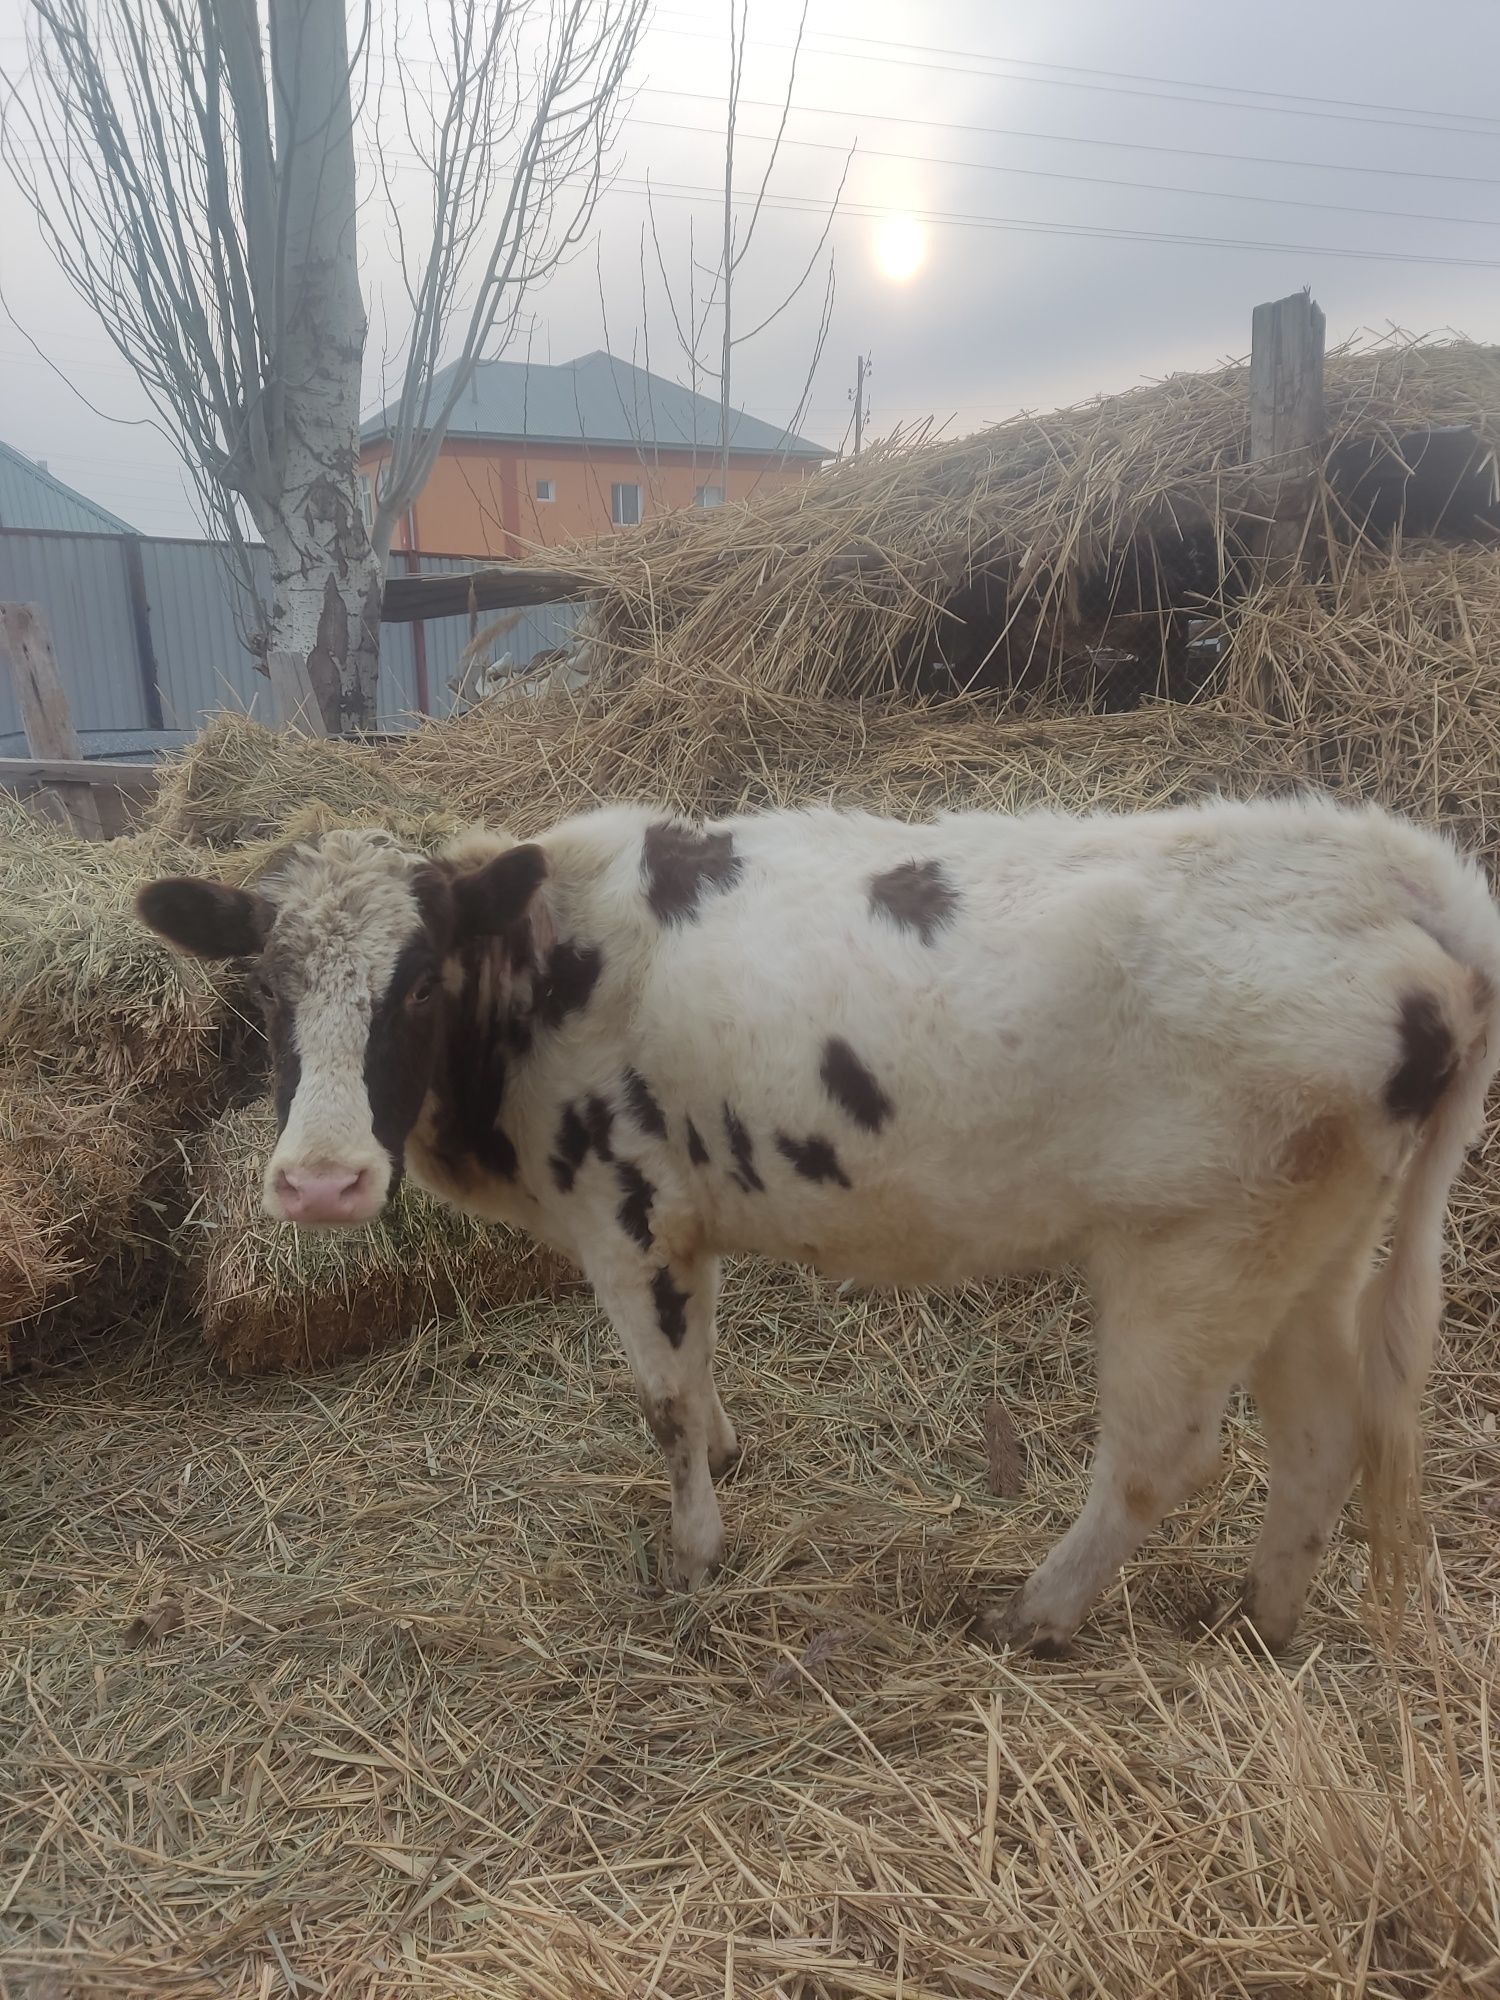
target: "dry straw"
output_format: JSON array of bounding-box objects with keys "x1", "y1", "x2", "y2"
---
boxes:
[
  {"x1": 0, "y1": 791, "x2": 245, "y2": 1105},
  {"x1": 3, "y1": 334, "x2": 1500, "y2": 1994},
  {"x1": 0, "y1": 1053, "x2": 162, "y2": 1372},
  {"x1": 555, "y1": 335, "x2": 1500, "y2": 704},
  {"x1": 182, "y1": 1100, "x2": 574, "y2": 1374}
]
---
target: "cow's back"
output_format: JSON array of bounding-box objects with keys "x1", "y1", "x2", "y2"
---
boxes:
[{"x1": 524, "y1": 796, "x2": 1497, "y2": 1284}]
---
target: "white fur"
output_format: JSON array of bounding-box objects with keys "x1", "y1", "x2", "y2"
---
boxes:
[{"x1": 262, "y1": 831, "x2": 424, "y2": 1214}]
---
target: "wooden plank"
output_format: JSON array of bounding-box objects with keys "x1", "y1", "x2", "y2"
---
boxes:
[
  {"x1": 1, "y1": 601, "x2": 83, "y2": 758},
  {"x1": 1250, "y1": 291, "x2": 1325, "y2": 463},
  {"x1": 1248, "y1": 291, "x2": 1326, "y2": 575},
  {"x1": 0, "y1": 601, "x2": 104, "y2": 836},
  {"x1": 381, "y1": 564, "x2": 592, "y2": 624},
  {"x1": 0, "y1": 756, "x2": 160, "y2": 792}
]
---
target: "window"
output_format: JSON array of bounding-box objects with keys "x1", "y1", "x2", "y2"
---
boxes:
[
  {"x1": 357, "y1": 471, "x2": 375, "y2": 530},
  {"x1": 535, "y1": 478, "x2": 555, "y2": 502},
  {"x1": 694, "y1": 484, "x2": 724, "y2": 508},
  {"x1": 611, "y1": 481, "x2": 642, "y2": 527}
]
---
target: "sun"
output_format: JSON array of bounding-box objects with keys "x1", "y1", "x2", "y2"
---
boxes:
[{"x1": 874, "y1": 213, "x2": 925, "y2": 284}]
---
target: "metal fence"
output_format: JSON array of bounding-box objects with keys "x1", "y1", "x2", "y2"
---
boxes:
[{"x1": 0, "y1": 527, "x2": 580, "y2": 756}]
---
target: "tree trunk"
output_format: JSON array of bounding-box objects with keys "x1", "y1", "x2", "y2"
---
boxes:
[
  {"x1": 261, "y1": 0, "x2": 378, "y2": 733},
  {"x1": 261, "y1": 523, "x2": 384, "y2": 734}
]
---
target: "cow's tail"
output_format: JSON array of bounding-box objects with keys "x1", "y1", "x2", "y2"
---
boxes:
[{"x1": 1358, "y1": 962, "x2": 1497, "y2": 1609}]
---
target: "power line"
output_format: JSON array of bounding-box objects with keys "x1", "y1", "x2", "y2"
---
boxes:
[
  {"x1": 628, "y1": 113, "x2": 1500, "y2": 231},
  {"x1": 613, "y1": 173, "x2": 1500, "y2": 270},
  {"x1": 649, "y1": 19, "x2": 1500, "y2": 137},
  {"x1": 638, "y1": 86, "x2": 1500, "y2": 190},
  {"x1": 650, "y1": 12, "x2": 1500, "y2": 134}
]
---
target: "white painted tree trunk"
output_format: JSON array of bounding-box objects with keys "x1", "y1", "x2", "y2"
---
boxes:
[{"x1": 253, "y1": 0, "x2": 381, "y2": 735}]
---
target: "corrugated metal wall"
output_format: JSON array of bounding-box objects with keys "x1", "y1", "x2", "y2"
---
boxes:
[
  {"x1": 141, "y1": 538, "x2": 269, "y2": 727},
  {"x1": 0, "y1": 529, "x2": 582, "y2": 750},
  {"x1": 0, "y1": 532, "x2": 147, "y2": 737}
]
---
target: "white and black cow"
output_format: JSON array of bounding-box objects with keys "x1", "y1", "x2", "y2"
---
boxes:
[{"x1": 137, "y1": 795, "x2": 1500, "y2": 1652}]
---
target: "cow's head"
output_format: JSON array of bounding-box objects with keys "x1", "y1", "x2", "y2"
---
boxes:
[{"x1": 137, "y1": 829, "x2": 546, "y2": 1226}]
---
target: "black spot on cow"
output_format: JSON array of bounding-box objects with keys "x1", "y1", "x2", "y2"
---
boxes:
[
  {"x1": 537, "y1": 942, "x2": 603, "y2": 1028},
  {"x1": 820, "y1": 1036, "x2": 893, "y2": 1134},
  {"x1": 685, "y1": 1117, "x2": 710, "y2": 1167},
  {"x1": 1387, "y1": 992, "x2": 1458, "y2": 1121},
  {"x1": 641, "y1": 821, "x2": 742, "y2": 924},
  {"x1": 775, "y1": 1132, "x2": 852, "y2": 1188},
  {"x1": 549, "y1": 1102, "x2": 592, "y2": 1194},
  {"x1": 583, "y1": 1095, "x2": 616, "y2": 1162},
  {"x1": 868, "y1": 857, "x2": 960, "y2": 945},
  {"x1": 642, "y1": 1393, "x2": 683, "y2": 1450},
  {"x1": 623, "y1": 1067, "x2": 668, "y2": 1141},
  {"x1": 364, "y1": 937, "x2": 445, "y2": 1174},
  {"x1": 616, "y1": 1160, "x2": 656, "y2": 1251},
  {"x1": 426, "y1": 943, "x2": 520, "y2": 1182},
  {"x1": 651, "y1": 1266, "x2": 691, "y2": 1348},
  {"x1": 722, "y1": 1104, "x2": 764, "y2": 1193}
]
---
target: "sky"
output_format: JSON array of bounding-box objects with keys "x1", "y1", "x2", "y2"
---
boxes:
[{"x1": 0, "y1": 0, "x2": 1497, "y2": 537}]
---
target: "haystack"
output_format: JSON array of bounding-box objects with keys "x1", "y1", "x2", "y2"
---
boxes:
[
  {"x1": 0, "y1": 1054, "x2": 163, "y2": 1373},
  {"x1": 181, "y1": 1101, "x2": 574, "y2": 1375},
  {"x1": 0, "y1": 792, "x2": 249, "y2": 1105},
  {"x1": 147, "y1": 710, "x2": 439, "y2": 847},
  {"x1": 552, "y1": 334, "x2": 1500, "y2": 705}
]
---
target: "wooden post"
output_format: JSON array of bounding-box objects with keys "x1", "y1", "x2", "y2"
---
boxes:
[
  {"x1": 0, "y1": 601, "x2": 104, "y2": 837},
  {"x1": 1248, "y1": 291, "x2": 1326, "y2": 576}
]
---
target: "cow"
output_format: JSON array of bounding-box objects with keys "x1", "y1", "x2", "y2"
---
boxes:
[{"x1": 135, "y1": 795, "x2": 1500, "y2": 1654}]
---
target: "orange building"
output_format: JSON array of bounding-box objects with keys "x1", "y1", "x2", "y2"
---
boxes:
[{"x1": 361, "y1": 350, "x2": 828, "y2": 559}]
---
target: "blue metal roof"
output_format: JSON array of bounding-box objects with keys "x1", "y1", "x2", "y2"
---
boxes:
[
  {"x1": 0, "y1": 439, "x2": 138, "y2": 534},
  {"x1": 363, "y1": 350, "x2": 827, "y2": 459}
]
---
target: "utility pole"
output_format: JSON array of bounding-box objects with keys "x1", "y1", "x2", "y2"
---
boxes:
[{"x1": 851, "y1": 351, "x2": 871, "y2": 456}]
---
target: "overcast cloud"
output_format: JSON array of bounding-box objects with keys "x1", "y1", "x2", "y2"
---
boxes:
[{"x1": 1, "y1": 0, "x2": 1496, "y2": 535}]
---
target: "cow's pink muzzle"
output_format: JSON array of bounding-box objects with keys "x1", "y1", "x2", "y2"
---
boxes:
[{"x1": 270, "y1": 1164, "x2": 382, "y2": 1227}]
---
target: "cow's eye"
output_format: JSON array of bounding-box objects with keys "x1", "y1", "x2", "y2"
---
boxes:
[
  {"x1": 250, "y1": 973, "x2": 275, "y2": 1009},
  {"x1": 407, "y1": 973, "x2": 437, "y2": 1008}
]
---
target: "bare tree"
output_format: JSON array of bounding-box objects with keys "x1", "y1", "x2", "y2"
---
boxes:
[
  {"x1": 2, "y1": 0, "x2": 646, "y2": 733},
  {"x1": 644, "y1": 0, "x2": 846, "y2": 506}
]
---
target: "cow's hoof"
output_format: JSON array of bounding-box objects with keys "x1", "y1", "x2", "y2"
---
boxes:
[
  {"x1": 973, "y1": 1596, "x2": 1074, "y2": 1660},
  {"x1": 708, "y1": 1438, "x2": 743, "y2": 1482},
  {"x1": 1183, "y1": 1584, "x2": 1297, "y2": 1654},
  {"x1": 669, "y1": 1543, "x2": 724, "y2": 1593},
  {"x1": 1182, "y1": 1589, "x2": 1236, "y2": 1638}
]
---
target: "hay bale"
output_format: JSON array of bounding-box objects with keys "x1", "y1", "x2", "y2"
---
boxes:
[
  {"x1": 383, "y1": 678, "x2": 1307, "y2": 840},
  {"x1": 0, "y1": 793, "x2": 247, "y2": 1105},
  {"x1": 147, "y1": 712, "x2": 444, "y2": 848},
  {"x1": 1218, "y1": 544, "x2": 1500, "y2": 865},
  {"x1": 183, "y1": 1101, "x2": 574, "y2": 1375},
  {"x1": 0, "y1": 1056, "x2": 166, "y2": 1373}
]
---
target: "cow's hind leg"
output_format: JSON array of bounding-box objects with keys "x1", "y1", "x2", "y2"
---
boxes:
[
  {"x1": 590, "y1": 1250, "x2": 728, "y2": 1589},
  {"x1": 983, "y1": 1233, "x2": 1278, "y2": 1656},
  {"x1": 1240, "y1": 1248, "x2": 1371, "y2": 1650}
]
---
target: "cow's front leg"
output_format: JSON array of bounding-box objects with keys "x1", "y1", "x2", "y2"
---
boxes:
[{"x1": 589, "y1": 1250, "x2": 728, "y2": 1589}]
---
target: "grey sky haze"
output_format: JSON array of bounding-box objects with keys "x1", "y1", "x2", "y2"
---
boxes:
[{"x1": 1, "y1": 0, "x2": 1496, "y2": 536}]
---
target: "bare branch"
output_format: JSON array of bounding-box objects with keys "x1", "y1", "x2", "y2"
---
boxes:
[{"x1": 372, "y1": 0, "x2": 649, "y2": 553}]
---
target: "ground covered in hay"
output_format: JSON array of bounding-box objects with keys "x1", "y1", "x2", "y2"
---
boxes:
[{"x1": 2, "y1": 1242, "x2": 1497, "y2": 1997}]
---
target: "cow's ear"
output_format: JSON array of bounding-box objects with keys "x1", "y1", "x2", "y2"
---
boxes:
[
  {"x1": 136, "y1": 878, "x2": 274, "y2": 959},
  {"x1": 449, "y1": 843, "x2": 548, "y2": 942}
]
